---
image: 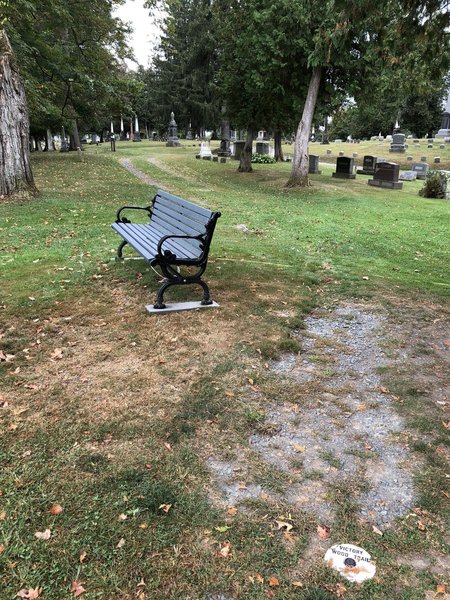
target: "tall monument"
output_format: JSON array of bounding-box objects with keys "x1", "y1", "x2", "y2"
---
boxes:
[{"x1": 436, "y1": 88, "x2": 450, "y2": 138}]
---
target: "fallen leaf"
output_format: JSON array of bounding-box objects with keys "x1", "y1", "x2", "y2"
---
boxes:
[
  {"x1": 317, "y1": 524, "x2": 331, "y2": 539},
  {"x1": 372, "y1": 525, "x2": 383, "y2": 536},
  {"x1": 159, "y1": 503, "x2": 172, "y2": 513},
  {"x1": 118, "y1": 513, "x2": 128, "y2": 521},
  {"x1": 275, "y1": 520, "x2": 293, "y2": 532},
  {"x1": 292, "y1": 443, "x2": 306, "y2": 453},
  {"x1": 79, "y1": 550, "x2": 87, "y2": 563},
  {"x1": 50, "y1": 348, "x2": 63, "y2": 360},
  {"x1": 436, "y1": 584, "x2": 446, "y2": 595},
  {"x1": 163, "y1": 442, "x2": 172, "y2": 452},
  {"x1": 0, "y1": 511, "x2": 6, "y2": 520},
  {"x1": 336, "y1": 582, "x2": 347, "y2": 597},
  {"x1": 417, "y1": 520, "x2": 426, "y2": 531},
  {"x1": 291, "y1": 581, "x2": 304, "y2": 587},
  {"x1": 215, "y1": 525, "x2": 230, "y2": 533},
  {"x1": 139, "y1": 523, "x2": 148, "y2": 529},
  {"x1": 0, "y1": 543, "x2": 5, "y2": 554},
  {"x1": 224, "y1": 390, "x2": 235, "y2": 397},
  {"x1": 71, "y1": 580, "x2": 86, "y2": 597},
  {"x1": 49, "y1": 504, "x2": 63, "y2": 515},
  {"x1": 116, "y1": 537, "x2": 125, "y2": 548},
  {"x1": 268, "y1": 577, "x2": 279, "y2": 587},
  {"x1": 442, "y1": 421, "x2": 450, "y2": 429},
  {"x1": 17, "y1": 588, "x2": 41, "y2": 599},
  {"x1": 219, "y1": 541, "x2": 231, "y2": 557},
  {"x1": 227, "y1": 506, "x2": 238, "y2": 516},
  {"x1": 255, "y1": 574, "x2": 264, "y2": 584},
  {"x1": 34, "y1": 529, "x2": 51, "y2": 540},
  {"x1": 238, "y1": 482, "x2": 247, "y2": 489}
]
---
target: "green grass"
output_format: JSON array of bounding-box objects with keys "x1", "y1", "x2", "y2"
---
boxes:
[{"x1": 0, "y1": 141, "x2": 449, "y2": 599}]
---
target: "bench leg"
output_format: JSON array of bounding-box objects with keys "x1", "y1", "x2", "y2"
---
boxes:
[
  {"x1": 153, "y1": 279, "x2": 213, "y2": 309},
  {"x1": 117, "y1": 240, "x2": 128, "y2": 259}
]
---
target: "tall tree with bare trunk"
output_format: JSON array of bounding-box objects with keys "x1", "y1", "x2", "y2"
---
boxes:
[{"x1": 0, "y1": 29, "x2": 37, "y2": 198}]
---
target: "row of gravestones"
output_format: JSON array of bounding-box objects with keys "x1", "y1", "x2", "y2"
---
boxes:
[
  {"x1": 333, "y1": 150, "x2": 443, "y2": 164},
  {"x1": 310, "y1": 155, "x2": 432, "y2": 190}
]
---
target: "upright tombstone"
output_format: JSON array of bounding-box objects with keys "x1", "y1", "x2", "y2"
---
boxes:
[
  {"x1": 332, "y1": 156, "x2": 355, "y2": 179},
  {"x1": 218, "y1": 119, "x2": 231, "y2": 156},
  {"x1": 357, "y1": 155, "x2": 378, "y2": 175},
  {"x1": 436, "y1": 88, "x2": 450, "y2": 138},
  {"x1": 368, "y1": 161, "x2": 403, "y2": 189},
  {"x1": 186, "y1": 122, "x2": 193, "y2": 140},
  {"x1": 412, "y1": 162, "x2": 429, "y2": 180},
  {"x1": 233, "y1": 140, "x2": 246, "y2": 160},
  {"x1": 389, "y1": 133, "x2": 406, "y2": 153},
  {"x1": 133, "y1": 115, "x2": 141, "y2": 142},
  {"x1": 166, "y1": 112, "x2": 181, "y2": 147},
  {"x1": 308, "y1": 154, "x2": 322, "y2": 174},
  {"x1": 198, "y1": 141, "x2": 212, "y2": 160}
]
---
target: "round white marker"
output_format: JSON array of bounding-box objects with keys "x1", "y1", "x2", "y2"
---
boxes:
[{"x1": 324, "y1": 543, "x2": 376, "y2": 583}]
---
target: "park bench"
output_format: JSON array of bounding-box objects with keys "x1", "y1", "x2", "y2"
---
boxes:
[{"x1": 112, "y1": 189, "x2": 221, "y2": 311}]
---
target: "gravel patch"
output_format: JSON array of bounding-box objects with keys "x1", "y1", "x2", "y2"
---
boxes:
[{"x1": 207, "y1": 303, "x2": 417, "y2": 528}]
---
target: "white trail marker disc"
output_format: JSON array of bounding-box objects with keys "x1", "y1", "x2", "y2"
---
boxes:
[{"x1": 324, "y1": 543, "x2": 376, "y2": 583}]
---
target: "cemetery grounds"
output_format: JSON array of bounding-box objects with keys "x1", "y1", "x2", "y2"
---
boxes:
[{"x1": 0, "y1": 140, "x2": 449, "y2": 599}]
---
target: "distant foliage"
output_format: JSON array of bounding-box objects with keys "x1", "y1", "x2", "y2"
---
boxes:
[
  {"x1": 251, "y1": 153, "x2": 276, "y2": 164},
  {"x1": 419, "y1": 170, "x2": 450, "y2": 199}
]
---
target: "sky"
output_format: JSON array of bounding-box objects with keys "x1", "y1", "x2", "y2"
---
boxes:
[{"x1": 114, "y1": 0, "x2": 162, "y2": 70}]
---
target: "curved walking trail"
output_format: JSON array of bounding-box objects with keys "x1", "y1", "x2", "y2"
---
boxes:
[
  {"x1": 207, "y1": 302, "x2": 432, "y2": 530},
  {"x1": 119, "y1": 157, "x2": 167, "y2": 189}
]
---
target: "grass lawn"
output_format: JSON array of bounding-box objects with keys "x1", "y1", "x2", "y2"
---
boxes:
[{"x1": 0, "y1": 141, "x2": 449, "y2": 599}]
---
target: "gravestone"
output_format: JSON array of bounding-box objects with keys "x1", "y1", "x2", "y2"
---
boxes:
[
  {"x1": 339, "y1": 151, "x2": 345, "y2": 156},
  {"x1": 399, "y1": 170, "x2": 417, "y2": 181},
  {"x1": 412, "y1": 162, "x2": 429, "y2": 180},
  {"x1": 389, "y1": 133, "x2": 406, "y2": 153},
  {"x1": 421, "y1": 156, "x2": 427, "y2": 162},
  {"x1": 186, "y1": 122, "x2": 193, "y2": 140},
  {"x1": 256, "y1": 142, "x2": 270, "y2": 155},
  {"x1": 308, "y1": 154, "x2": 322, "y2": 174},
  {"x1": 166, "y1": 112, "x2": 181, "y2": 147},
  {"x1": 368, "y1": 161, "x2": 403, "y2": 189},
  {"x1": 218, "y1": 119, "x2": 231, "y2": 157},
  {"x1": 199, "y1": 141, "x2": 212, "y2": 159},
  {"x1": 434, "y1": 157, "x2": 441, "y2": 163},
  {"x1": 332, "y1": 156, "x2": 355, "y2": 179},
  {"x1": 327, "y1": 149, "x2": 332, "y2": 155},
  {"x1": 233, "y1": 141, "x2": 245, "y2": 160},
  {"x1": 357, "y1": 155, "x2": 378, "y2": 175}
]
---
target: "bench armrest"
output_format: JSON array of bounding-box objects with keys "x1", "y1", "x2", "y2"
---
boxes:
[
  {"x1": 116, "y1": 205, "x2": 152, "y2": 223},
  {"x1": 157, "y1": 234, "x2": 204, "y2": 261}
]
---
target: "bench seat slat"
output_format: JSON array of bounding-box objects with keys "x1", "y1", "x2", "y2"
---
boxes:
[{"x1": 112, "y1": 223, "x2": 201, "y2": 260}]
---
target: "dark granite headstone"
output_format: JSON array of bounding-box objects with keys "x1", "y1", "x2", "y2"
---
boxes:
[
  {"x1": 389, "y1": 133, "x2": 406, "y2": 153},
  {"x1": 332, "y1": 156, "x2": 355, "y2": 179},
  {"x1": 233, "y1": 141, "x2": 245, "y2": 160},
  {"x1": 368, "y1": 161, "x2": 403, "y2": 189},
  {"x1": 357, "y1": 155, "x2": 378, "y2": 175},
  {"x1": 308, "y1": 154, "x2": 321, "y2": 174},
  {"x1": 166, "y1": 112, "x2": 181, "y2": 147}
]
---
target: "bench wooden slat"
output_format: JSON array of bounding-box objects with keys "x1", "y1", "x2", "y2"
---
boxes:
[
  {"x1": 152, "y1": 203, "x2": 209, "y2": 236},
  {"x1": 112, "y1": 223, "x2": 198, "y2": 260},
  {"x1": 154, "y1": 190, "x2": 213, "y2": 221}
]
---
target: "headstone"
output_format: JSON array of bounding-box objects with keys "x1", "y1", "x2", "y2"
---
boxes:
[
  {"x1": 352, "y1": 152, "x2": 358, "y2": 158},
  {"x1": 332, "y1": 157, "x2": 355, "y2": 179},
  {"x1": 412, "y1": 162, "x2": 429, "y2": 180},
  {"x1": 199, "y1": 141, "x2": 212, "y2": 159},
  {"x1": 389, "y1": 133, "x2": 406, "y2": 153},
  {"x1": 308, "y1": 154, "x2": 322, "y2": 174},
  {"x1": 434, "y1": 156, "x2": 441, "y2": 163},
  {"x1": 166, "y1": 112, "x2": 181, "y2": 147},
  {"x1": 368, "y1": 161, "x2": 403, "y2": 189},
  {"x1": 385, "y1": 134, "x2": 393, "y2": 142},
  {"x1": 186, "y1": 122, "x2": 193, "y2": 140},
  {"x1": 428, "y1": 144, "x2": 433, "y2": 148},
  {"x1": 407, "y1": 156, "x2": 413, "y2": 161},
  {"x1": 436, "y1": 89, "x2": 450, "y2": 138},
  {"x1": 440, "y1": 144, "x2": 445, "y2": 149},
  {"x1": 327, "y1": 149, "x2": 332, "y2": 155},
  {"x1": 421, "y1": 156, "x2": 427, "y2": 162},
  {"x1": 334, "y1": 139, "x2": 343, "y2": 143},
  {"x1": 218, "y1": 119, "x2": 231, "y2": 156},
  {"x1": 233, "y1": 141, "x2": 245, "y2": 160},
  {"x1": 133, "y1": 115, "x2": 141, "y2": 142},
  {"x1": 339, "y1": 151, "x2": 344, "y2": 156},
  {"x1": 356, "y1": 155, "x2": 378, "y2": 175},
  {"x1": 256, "y1": 142, "x2": 270, "y2": 155},
  {"x1": 399, "y1": 170, "x2": 417, "y2": 181}
]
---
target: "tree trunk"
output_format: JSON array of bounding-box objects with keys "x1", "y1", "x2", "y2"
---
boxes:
[
  {"x1": 286, "y1": 66, "x2": 322, "y2": 187},
  {"x1": 274, "y1": 130, "x2": 284, "y2": 162},
  {"x1": 0, "y1": 30, "x2": 37, "y2": 198},
  {"x1": 237, "y1": 128, "x2": 253, "y2": 173}
]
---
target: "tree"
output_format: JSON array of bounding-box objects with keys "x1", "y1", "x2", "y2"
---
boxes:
[{"x1": 0, "y1": 30, "x2": 37, "y2": 198}]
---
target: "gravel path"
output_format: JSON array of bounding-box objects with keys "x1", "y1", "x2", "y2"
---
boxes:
[{"x1": 119, "y1": 158, "x2": 167, "y2": 189}]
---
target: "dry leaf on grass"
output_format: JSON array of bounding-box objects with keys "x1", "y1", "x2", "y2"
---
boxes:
[
  {"x1": 118, "y1": 513, "x2": 128, "y2": 521},
  {"x1": 79, "y1": 551, "x2": 87, "y2": 563},
  {"x1": 219, "y1": 541, "x2": 231, "y2": 557},
  {"x1": 275, "y1": 520, "x2": 293, "y2": 532},
  {"x1": 436, "y1": 584, "x2": 446, "y2": 595},
  {"x1": 71, "y1": 581, "x2": 86, "y2": 597},
  {"x1": 34, "y1": 529, "x2": 51, "y2": 540},
  {"x1": 317, "y1": 524, "x2": 331, "y2": 539},
  {"x1": 159, "y1": 503, "x2": 172, "y2": 513},
  {"x1": 268, "y1": 577, "x2": 279, "y2": 587},
  {"x1": 291, "y1": 581, "x2": 304, "y2": 587},
  {"x1": 116, "y1": 538, "x2": 125, "y2": 548},
  {"x1": 372, "y1": 525, "x2": 383, "y2": 536},
  {"x1": 0, "y1": 511, "x2": 6, "y2": 520},
  {"x1": 16, "y1": 588, "x2": 41, "y2": 599},
  {"x1": 49, "y1": 504, "x2": 63, "y2": 515},
  {"x1": 50, "y1": 348, "x2": 64, "y2": 360},
  {"x1": 292, "y1": 443, "x2": 306, "y2": 453},
  {"x1": 227, "y1": 506, "x2": 238, "y2": 516}
]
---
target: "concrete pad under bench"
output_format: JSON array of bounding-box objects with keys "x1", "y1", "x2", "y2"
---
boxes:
[{"x1": 146, "y1": 301, "x2": 220, "y2": 314}]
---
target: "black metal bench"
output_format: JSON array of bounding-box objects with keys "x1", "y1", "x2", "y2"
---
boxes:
[{"x1": 112, "y1": 189, "x2": 221, "y2": 309}]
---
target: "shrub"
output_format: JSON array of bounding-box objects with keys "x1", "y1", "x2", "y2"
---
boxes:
[
  {"x1": 251, "y1": 152, "x2": 276, "y2": 164},
  {"x1": 419, "y1": 170, "x2": 450, "y2": 199}
]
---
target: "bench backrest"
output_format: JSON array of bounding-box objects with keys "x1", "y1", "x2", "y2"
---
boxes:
[{"x1": 151, "y1": 190, "x2": 221, "y2": 259}]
